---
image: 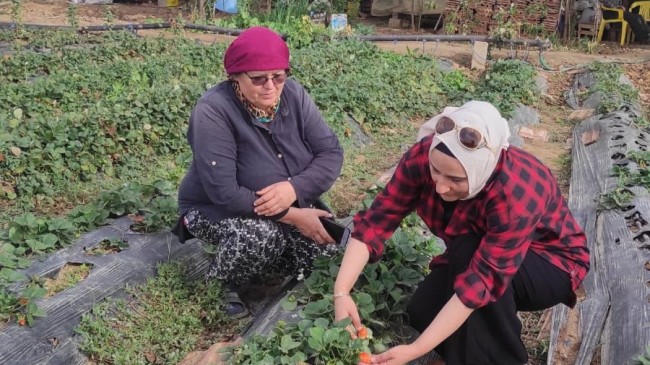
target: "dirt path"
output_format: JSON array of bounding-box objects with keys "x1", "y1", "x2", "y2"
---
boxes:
[{"x1": 0, "y1": 0, "x2": 183, "y2": 26}]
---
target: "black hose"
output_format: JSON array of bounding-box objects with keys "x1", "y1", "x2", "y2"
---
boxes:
[
  {"x1": 356, "y1": 34, "x2": 551, "y2": 49},
  {"x1": 79, "y1": 23, "x2": 173, "y2": 31},
  {"x1": 183, "y1": 23, "x2": 246, "y2": 36}
]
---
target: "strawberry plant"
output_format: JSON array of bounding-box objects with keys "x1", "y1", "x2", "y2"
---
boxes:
[
  {"x1": 228, "y1": 209, "x2": 441, "y2": 363},
  {"x1": 472, "y1": 59, "x2": 538, "y2": 117},
  {"x1": 229, "y1": 318, "x2": 383, "y2": 365},
  {"x1": 85, "y1": 238, "x2": 128, "y2": 255},
  {"x1": 588, "y1": 62, "x2": 639, "y2": 114},
  {"x1": 0, "y1": 180, "x2": 178, "y2": 324},
  {"x1": 0, "y1": 26, "x2": 536, "y2": 334},
  {"x1": 599, "y1": 150, "x2": 649, "y2": 210}
]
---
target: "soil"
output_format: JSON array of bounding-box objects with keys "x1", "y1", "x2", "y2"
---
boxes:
[{"x1": 1, "y1": 2, "x2": 648, "y2": 364}]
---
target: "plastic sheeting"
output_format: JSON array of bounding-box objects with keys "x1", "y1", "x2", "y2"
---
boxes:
[
  {"x1": 0, "y1": 217, "x2": 295, "y2": 365},
  {"x1": 549, "y1": 71, "x2": 649, "y2": 365},
  {"x1": 371, "y1": 0, "x2": 447, "y2": 17}
]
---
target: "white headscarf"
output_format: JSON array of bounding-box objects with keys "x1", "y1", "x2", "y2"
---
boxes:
[{"x1": 417, "y1": 101, "x2": 511, "y2": 200}]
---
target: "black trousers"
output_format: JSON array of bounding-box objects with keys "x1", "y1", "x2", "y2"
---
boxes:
[{"x1": 406, "y1": 234, "x2": 572, "y2": 365}]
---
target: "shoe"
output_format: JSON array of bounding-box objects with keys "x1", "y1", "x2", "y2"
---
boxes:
[{"x1": 224, "y1": 289, "x2": 249, "y2": 319}]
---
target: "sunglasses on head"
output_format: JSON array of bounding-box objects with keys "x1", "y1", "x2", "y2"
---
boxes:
[
  {"x1": 435, "y1": 117, "x2": 495, "y2": 153},
  {"x1": 245, "y1": 71, "x2": 288, "y2": 86}
]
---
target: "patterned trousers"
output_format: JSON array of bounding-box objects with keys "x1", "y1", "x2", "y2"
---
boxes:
[{"x1": 184, "y1": 209, "x2": 339, "y2": 286}]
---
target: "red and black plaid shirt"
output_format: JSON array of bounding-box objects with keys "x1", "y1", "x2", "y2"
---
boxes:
[{"x1": 352, "y1": 136, "x2": 590, "y2": 309}]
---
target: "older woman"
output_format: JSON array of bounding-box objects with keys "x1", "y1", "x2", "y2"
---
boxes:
[
  {"x1": 333, "y1": 101, "x2": 590, "y2": 365},
  {"x1": 173, "y1": 27, "x2": 343, "y2": 318}
]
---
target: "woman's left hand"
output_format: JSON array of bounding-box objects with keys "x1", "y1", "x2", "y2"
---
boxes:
[
  {"x1": 254, "y1": 181, "x2": 297, "y2": 216},
  {"x1": 360, "y1": 345, "x2": 423, "y2": 365}
]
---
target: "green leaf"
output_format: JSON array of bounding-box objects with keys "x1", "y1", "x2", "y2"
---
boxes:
[
  {"x1": 354, "y1": 292, "x2": 373, "y2": 307},
  {"x1": 0, "y1": 243, "x2": 16, "y2": 255},
  {"x1": 280, "y1": 334, "x2": 300, "y2": 352},
  {"x1": 297, "y1": 319, "x2": 313, "y2": 332},
  {"x1": 313, "y1": 317, "x2": 329, "y2": 328},
  {"x1": 23, "y1": 285, "x2": 47, "y2": 299},
  {"x1": 40, "y1": 233, "x2": 60, "y2": 248},
  {"x1": 0, "y1": 254, "x2": 18, "y2": 268},
  {"x1": 26, "y1": 239, "x2": 50, "y2": 252},
  {"x1": 308, "y1": 326, "x2": 325, "y2": 345},
  {"x1": 322, "y1": 328, "x2": 340, "y2": 344},
  {"x1": 302, "y1": 299, "x2": 331, "y2": 317},
  {"x1": 289, "y1": 352, "x2": 307, "y2": 363},
  {"x1": 307, "y1": 336, "x2": 324, "y2": 352},
  {"x1": 0, "y1": 268, "x2": 27, "y2": 282},
  {"x1": 281, "y1": 299, "x2": 297, "y2": 312}
]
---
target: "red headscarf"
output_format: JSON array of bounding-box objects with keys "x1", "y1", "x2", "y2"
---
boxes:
[{"x1": 223, "y1": 26, "x2": 290, "y2": 74}]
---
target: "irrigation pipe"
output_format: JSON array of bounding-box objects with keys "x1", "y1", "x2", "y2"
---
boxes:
[
  {"x1": 0, "y1": 21, "x2": 550, "y2": 48},
  {"x1": 11, "y1": 20, "x2": 648, "y2": 72},
  {"x1": 355, "y1": 34, "x2": 551, "y2": 50}
]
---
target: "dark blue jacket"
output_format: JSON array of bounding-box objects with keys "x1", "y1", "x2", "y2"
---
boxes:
[{"x1": 177, "y1": 79, "x2": 344, "y2": 224}]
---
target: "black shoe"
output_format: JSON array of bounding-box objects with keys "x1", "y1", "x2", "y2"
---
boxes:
[{"x1": 223, "y1": 285, "x2": 249, "y2": 319}]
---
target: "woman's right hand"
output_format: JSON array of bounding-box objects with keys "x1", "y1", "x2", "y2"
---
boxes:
[{"x1": 334, "y1": 295, "x2": 364, "y2": 338}]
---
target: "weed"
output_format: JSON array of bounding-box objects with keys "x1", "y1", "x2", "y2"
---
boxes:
[
  {"x1": 103, "y1": 5, "x2": 114, "y2": 26},
  {"x1": 10, "y1": 0, "x2": 23, "y2": 36},
  {"x1": 85, "y1": 237, "x2": 128, "y2": 255},
  {"x1": 66, "y1": 3, "x2": 79, "y2": 29},
  {"x1": 599, "y1": 150, "x2": 650, "y2": 210},
  {"x1": 44, "y1": 263, "x2": 91, "y2": 296},
  {"x1": 76, "y1": 262, "x2": 232, "y2": 365},
  {"x1": 555, "y1": 152, "x2": 572, "y2": 192},
  {"x1": 472, "y1": 59, "x2": 538, "y2": 117},
  {"x1": 634, "y1": 116, "x2": 649, "y2": 130}
]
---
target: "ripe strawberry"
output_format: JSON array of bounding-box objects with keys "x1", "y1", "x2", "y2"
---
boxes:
[
  {"x1": 17, "y1": 316, "x2": 26, "y2": 326},
  {"x1": 357, "y1": 326, "x2": 368, "y2": 339},
  {"x1": 359, "y1": 352, "x2": 372, "y2": 363}
]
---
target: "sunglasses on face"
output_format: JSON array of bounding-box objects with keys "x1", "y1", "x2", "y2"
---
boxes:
[
  {"x1": 245, "y1": 72, "x2": 288, "y2": 86},
  {"x1": 435, "y1": 117, "x2": 495, "y2": 154}
]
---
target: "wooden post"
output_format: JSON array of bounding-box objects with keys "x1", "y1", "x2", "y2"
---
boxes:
[{"x1": 471, "y1": 41, "x2": 489, "y2": 70}]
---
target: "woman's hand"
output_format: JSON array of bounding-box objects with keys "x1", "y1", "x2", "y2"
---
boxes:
[
  {"x1": 334, "y1": 295, "x2": 363, "y2": 338},
  {"x1": 254, "y1": 181, "x2": 297, "y2": 216},
  {"x1": 361, "y1": 344, "x2": 424, "y2": 365},
  {"x1": 290, "y1": 208, "x2": 334, "y2": 244}
]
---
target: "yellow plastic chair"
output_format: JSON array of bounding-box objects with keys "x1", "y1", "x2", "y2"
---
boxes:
[
  {"x1": 630, "y1": 0, "x2": 650, "y2": 20},
  {"x1": 597, "y1": 4, "x2": 629, "y2": 45},
  {"x1": 627, "y1": 1, "x2": 650, "y2": 43}
]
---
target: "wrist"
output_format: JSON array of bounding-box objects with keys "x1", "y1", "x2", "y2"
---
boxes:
[
  {"x1": 410, "y1": 339, "x2": 434, "y2": 359},
  {"x1": 278, "y1": 207, "x2": 299, "y2": 225},
  {"x1": 333, "y1": 291, "x2": 351, "y2": 299}
]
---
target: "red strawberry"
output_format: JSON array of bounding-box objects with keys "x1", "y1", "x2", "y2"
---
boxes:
[
  {"x1": 357, "y1": 327, "x2": 368, "y2": 339},
  {"x1": 359, "y1": 352, "x2": 372, "y2": 363}
]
